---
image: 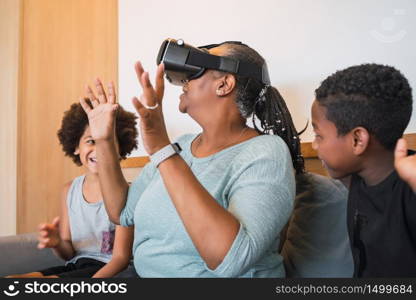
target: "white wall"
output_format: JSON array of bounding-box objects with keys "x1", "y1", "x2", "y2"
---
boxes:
[{"x1": 119, "y1": 0, "x2": 416, "y2": 157}]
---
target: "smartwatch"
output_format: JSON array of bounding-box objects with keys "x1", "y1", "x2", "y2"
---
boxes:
[{"x1": 150, "y1": 143, "x2": 182, "y2": 167}]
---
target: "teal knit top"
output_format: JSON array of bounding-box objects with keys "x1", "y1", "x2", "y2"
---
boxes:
[{"x1": 121, "y1": 133, "x2": 295, "y2": 277}]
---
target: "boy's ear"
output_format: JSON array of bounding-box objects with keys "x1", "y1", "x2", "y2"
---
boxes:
[
  {"x1": 74, "y1": 147, "x2": 80, "y2": 155},
  {"x1": 351, "y1": 127, "x2": 369, "y2": 155}
]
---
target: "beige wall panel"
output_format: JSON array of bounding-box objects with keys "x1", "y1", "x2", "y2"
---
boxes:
[
  {"x1": 0, "y1": 0, "x2": 21, "y2": 236},
  {"x1": 18, "y1": 0, "x2": 118, "y2": 233}
]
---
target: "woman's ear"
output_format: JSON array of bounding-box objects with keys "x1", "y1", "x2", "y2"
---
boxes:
[
  {"x1": 351, "y1": 127, "x2": 370, "y2": 155},
  {"x1": 74, "y1": 147, "x2": 80, "y2": 155},
  {"x1": 215, "y1": 74, "x2": 236, "y2": 97}
]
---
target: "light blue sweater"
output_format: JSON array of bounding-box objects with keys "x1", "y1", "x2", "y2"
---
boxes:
[{"x1": 120, "y1": 134, "x2": 295, "y2": 277}]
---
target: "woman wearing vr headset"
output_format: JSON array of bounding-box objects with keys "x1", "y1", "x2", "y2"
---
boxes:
[{"x1": 80, "y1": 39, "x2": 303, "y2": 277}]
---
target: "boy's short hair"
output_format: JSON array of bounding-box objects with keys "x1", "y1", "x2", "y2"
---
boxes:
[
  {"x1": 57, "y1": 102, "x2": 138, "y2": 166},
  {"x1": 315, "y1": 63, "x2": 412, "y2": 150}
]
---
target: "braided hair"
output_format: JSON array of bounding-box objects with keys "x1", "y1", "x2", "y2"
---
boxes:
[{"x1": 222, "y1": 43, "x2": 305, "y2": 174}]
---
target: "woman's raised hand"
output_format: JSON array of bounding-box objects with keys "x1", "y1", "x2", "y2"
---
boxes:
[
  {"x1": 132, "y1": 62, "x2": 170, "y2": 155},
  {"x1": 80, "y1": 79, "x2": 119, "y2": 142}
]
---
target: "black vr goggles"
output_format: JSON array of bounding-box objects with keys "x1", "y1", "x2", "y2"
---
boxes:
[{"x1": 156, "y1": 38, "x2": 271, "y2": 86}]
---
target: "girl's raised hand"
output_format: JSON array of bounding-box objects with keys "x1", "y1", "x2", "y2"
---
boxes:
[{"x1": 80, "y1": 79, "x2": 119, "y2": 142}]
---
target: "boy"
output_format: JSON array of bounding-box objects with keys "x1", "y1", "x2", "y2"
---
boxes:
[{"x1": 311, "y1": 63, "x2": 415, "y2": 277}]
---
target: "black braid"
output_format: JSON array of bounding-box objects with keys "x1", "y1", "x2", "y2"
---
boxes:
[
  {"x1": 253, "y1": 86, "x2": 305, "y2": 174},
  {"x1": 222, "y1": 43, "x2": 305, "y2": 174}
]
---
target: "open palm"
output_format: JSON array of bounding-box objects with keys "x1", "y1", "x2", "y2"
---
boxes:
[
  {"x1": 131, "y1": 62, "x2": 170, "y2": 155},
  {"x1": 80, "y1": 79, "x2": 119, "y2": 141}
]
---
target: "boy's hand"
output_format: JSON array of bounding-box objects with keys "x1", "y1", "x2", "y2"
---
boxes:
[
  {"x1": 37, "y1": 217, "x2": 61, "y2": 249},
  {"x1": 394, "y1": 138, "x2": 416, "y2": 192},
  {"x1": 80, "y1": 79, "x2": 119, "y2": 142}
]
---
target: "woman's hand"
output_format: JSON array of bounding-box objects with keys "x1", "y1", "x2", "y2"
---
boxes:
[
  {"x1": 132, "y1": 62, "x2": 170, "y2": 155},
  {"x1": 37, "y1": 217, "x2": 61, "y2": 249},
  {"x1": 395, "y1": 138, "x2": 416, "y2": 192},
  {"x1": 80, "y1": 79, "x2": 119, "y2": 142}
]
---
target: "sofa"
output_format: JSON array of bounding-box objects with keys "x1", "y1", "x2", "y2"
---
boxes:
[
  {"x1": 0, "y1": 172, "x2": 353, "y2": 278},
  {"x1": 0, "y1": 233, "x2": 63, "y2": 277}
]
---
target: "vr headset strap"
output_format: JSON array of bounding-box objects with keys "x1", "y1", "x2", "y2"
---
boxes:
[{"x1": 187, "y1": 50, "x2": 270, "y2": 84}]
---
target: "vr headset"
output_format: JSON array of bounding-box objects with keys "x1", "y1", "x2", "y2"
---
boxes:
[{"x1": 156, "y1": 38, "x2": 270, "y2": 86}]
